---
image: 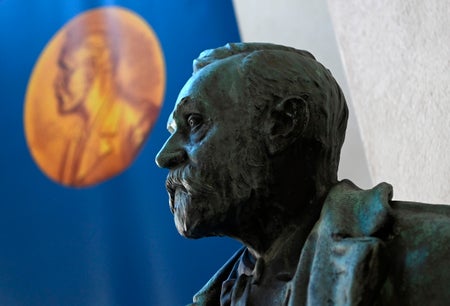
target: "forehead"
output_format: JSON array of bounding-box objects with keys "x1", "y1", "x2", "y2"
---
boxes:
[
  {"x1": 61, "y1": 34, "x2": 105, "y2": 63},
  {"x1": 171, "y1": 57, "x2": 244, "y2": 115}
]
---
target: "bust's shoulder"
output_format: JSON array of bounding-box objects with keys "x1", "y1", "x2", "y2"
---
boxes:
[
  {"x1": 390, "y1": 199, "x2": 450, "y2": 219},
  {"x1": 387, "y1": 199, "x2": 450, "y2": 264},
  {"x1": 379, "y1": 200, "x2": 450, "y2": 305},
  {"x1": 387, "y1": 200, "x2": 450, "y2": 254},
  {"x1": 322, "y1": 180, "x2": 450, "y2": 238},
  {"x1": 316, "y1": 181, "x2": 450, "y2": 305}
]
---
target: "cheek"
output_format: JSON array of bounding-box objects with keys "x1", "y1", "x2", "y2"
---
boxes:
[
  {"x1": 186, "y1": 130, "x2": 263, "y2": 201},
  {"x1": 69, "y1": 68, "x2": 91, "y2": 96},
  {"x1": 222, "y1": 137, "x2": 264, "y2": 199}
]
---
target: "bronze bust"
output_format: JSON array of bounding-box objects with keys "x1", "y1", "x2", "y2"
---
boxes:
[{"x1": 155, "y1": 43, "x2": 450, "y2": 305}]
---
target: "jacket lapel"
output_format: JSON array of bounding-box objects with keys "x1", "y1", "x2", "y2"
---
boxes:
[{"x1": 290, "y1": 180, "x2": 393, "y2": 306}]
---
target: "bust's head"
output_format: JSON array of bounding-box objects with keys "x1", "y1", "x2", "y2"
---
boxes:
[{"x1": 156, "y1": 43, "x2": 348, "y2": 242}]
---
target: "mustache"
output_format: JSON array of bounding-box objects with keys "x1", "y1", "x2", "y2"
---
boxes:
[{"x1": 165, "y1": 165, "x2": 215, "y2": 209}]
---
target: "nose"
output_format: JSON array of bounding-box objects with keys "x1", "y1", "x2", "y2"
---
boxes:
[{"x1": 155, "y1": 135, "x2": 188, "y2": 169}]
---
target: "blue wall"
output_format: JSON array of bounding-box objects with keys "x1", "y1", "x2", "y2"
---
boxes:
[{"x1": 0, "y1": 1, "x2": 241, "y2": 305}]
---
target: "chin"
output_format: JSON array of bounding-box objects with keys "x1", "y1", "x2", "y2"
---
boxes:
[
  {"x1": 174, "y1": 212, "x2": 209, "y2": 239},
  {"x1": 174, "y1": 207, "x2": 226, "y2": 239},
  {"x1": 171, "y1": 189, "x2": 212, "y2": 237}
]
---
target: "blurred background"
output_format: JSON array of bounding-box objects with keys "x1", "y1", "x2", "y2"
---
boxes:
[{"x1": 0, "y1": 0, "x2": 447, "y2": 305}]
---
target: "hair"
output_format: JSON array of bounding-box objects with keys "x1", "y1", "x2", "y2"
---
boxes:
[
  {"x1": 193, "y1": 43, "x2": 348, "y2": 184},
  {"x1": 61, "y1": 26, "x2": 119, "y2": 77}
]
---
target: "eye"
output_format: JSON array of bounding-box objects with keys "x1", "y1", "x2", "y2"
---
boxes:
[{"x1": 187, "y1": 114, "x2": 203, "y2": 131}]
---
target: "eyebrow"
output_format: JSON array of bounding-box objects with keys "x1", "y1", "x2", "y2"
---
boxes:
[
  {"x1": 175, "y1": 96, "x2": 192, "y2": 111},
  {"x1": 167, "y1": 97, "x2": 197, "y2": 133},
  {"x1": 174, "y1": 97, "x2": 200, "y2": 117}
]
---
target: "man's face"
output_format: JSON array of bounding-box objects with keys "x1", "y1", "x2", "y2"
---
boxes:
[
  {"x1": 54, "y1": 44, "x2": 95, "y2": 114},
  {"x1": 156, "y1": 57, "x2": 267, "y2": 238}
]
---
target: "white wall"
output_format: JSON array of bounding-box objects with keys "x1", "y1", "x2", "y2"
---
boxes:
[
  {"x1": 328, "y1": 0, "x2": 449, "y2": 204},
  {"x1": 232, "y1": 0, "x2": 372, "y2": 188}
]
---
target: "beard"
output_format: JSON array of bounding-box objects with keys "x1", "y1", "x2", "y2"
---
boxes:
[
  {"x1": 165, "y1": 164, "x2": 220, "y2": 238},
  {"x1": 164, "y1": 137, "x2": 271, "y2": 239}
]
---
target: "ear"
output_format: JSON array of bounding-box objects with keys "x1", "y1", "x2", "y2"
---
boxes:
[{"x1": 265, "y1": 95, "x2": 309, "y2": 155}]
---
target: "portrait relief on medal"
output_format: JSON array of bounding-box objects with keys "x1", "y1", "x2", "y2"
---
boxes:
[{"x1": 24, "y1": 6, "x2": 165, "y2": 187}]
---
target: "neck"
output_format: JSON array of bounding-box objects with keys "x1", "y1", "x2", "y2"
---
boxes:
[
  {"x1": 231, "y1": 192, "x2": 324, "y2": 262},
  {"x1": 227, "y1": 150, "x2": 336, "y2": 262}
]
